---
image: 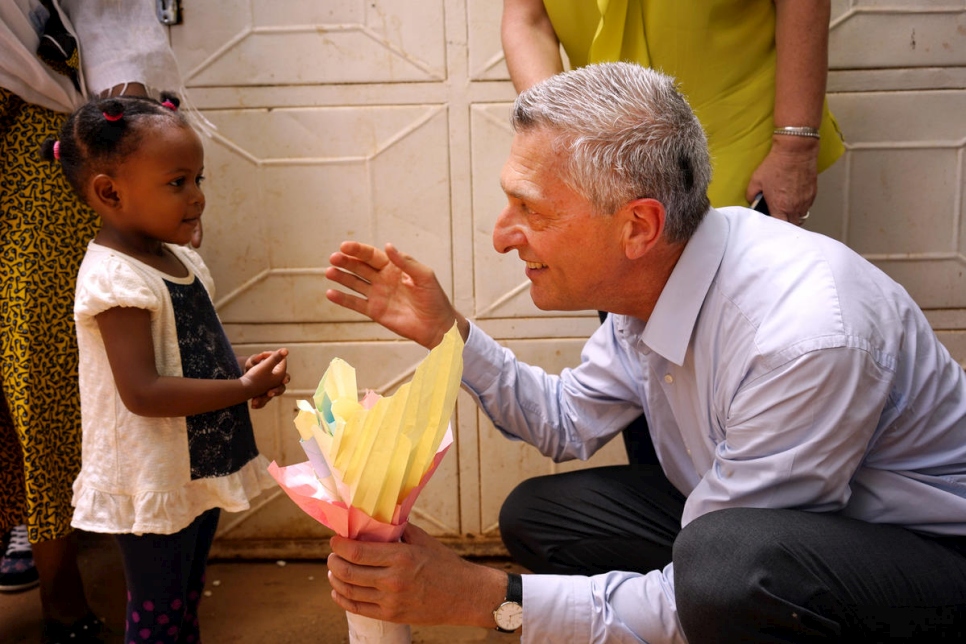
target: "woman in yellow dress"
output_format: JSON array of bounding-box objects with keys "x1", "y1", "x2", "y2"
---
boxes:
[
  {"x1": 501, "y1": 0, "x2": 845, "y2": 226},
  {"x1": 0, "y1": 2, "x2": 188, "y2": 641}
]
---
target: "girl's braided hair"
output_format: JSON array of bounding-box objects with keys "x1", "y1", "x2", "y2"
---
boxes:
[{"x1": 40, "y1": 91, "x2": 189, "y2": 199}]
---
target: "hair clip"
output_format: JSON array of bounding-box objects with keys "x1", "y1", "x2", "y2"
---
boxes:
[
  {"x1": 53, "y1": 140, "x2": 61, "y2": 160},
  {"x1": 103, "y1": 111, "x2": 123, "y2": 122},
  {"x1": 161, "y1": 100, "x2": 177, "y2": 111}
]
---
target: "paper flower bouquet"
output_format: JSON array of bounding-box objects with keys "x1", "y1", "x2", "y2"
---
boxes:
[{"x1": 268, "y1": 324, "x2": 463, "y2": 642}]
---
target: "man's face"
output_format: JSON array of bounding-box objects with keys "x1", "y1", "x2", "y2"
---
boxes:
[{"x1": 494, "y1": 128, "x2": 626, "y2": 312}]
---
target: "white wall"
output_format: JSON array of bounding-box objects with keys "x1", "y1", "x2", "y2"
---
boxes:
[{"x1": 165, "y1": 0, "x2": 966, "y2": 556}]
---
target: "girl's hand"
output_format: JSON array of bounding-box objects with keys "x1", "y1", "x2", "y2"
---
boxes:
[{"x1": 242, "y1": 348, "x2": 290, "y2": 408}]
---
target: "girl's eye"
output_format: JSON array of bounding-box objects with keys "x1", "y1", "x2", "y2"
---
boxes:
[
  {"x1": 196, "y1": 175, "x2": 206, "y2": 186},
  {"x1": 169, "y1": 177, "x2": 185, "y2": 187}
]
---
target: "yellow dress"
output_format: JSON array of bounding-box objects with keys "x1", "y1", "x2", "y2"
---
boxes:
[
  {"x1": 542, "y1": 0, "x2": 845, "y2": 207},
  {"x1": 0, "y1": 87, "x2": 99, "y2": 542}
]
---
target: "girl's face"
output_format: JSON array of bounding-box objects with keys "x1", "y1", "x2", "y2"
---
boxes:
[{"x1": 111, "y1": 122, "x2": 206, "y2": 248}]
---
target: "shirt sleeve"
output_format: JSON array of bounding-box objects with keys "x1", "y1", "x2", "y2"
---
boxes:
[
  {"x1": 523, "y1": 565, "x2": 688, "y2": 644},
  {"x1": 461, "y1": 320, "x2": 644, "y2": 462},
  {"x1": 683, "y1": 344, "x2": 895, "y2": 527},
  {"x1": 75, "y1": 253, "x2": 160, "y2": 322}
]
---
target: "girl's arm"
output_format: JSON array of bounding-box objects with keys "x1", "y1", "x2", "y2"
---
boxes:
[{"x1": 97, "y1": 306, "x2": 288, "y2": 417}]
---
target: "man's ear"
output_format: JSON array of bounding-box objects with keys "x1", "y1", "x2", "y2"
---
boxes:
[
  {"x1": 621, "y1": 198, "x2": 665, "y2": 260},
  {"x1": 90, "y1": 174, "x2": 121, "y2": 210}
]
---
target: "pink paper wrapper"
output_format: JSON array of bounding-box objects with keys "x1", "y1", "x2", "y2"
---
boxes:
[{"x1": 267, "y1": 429, "x2": 453, "y2": 542}]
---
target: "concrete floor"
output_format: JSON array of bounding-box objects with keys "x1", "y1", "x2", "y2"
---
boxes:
[{"x1": 0, "y1": 532, "x2": 523, "y2": 643}]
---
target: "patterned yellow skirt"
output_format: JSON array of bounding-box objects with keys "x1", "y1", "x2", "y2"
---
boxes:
[{"x1": 0, "y1": 87, "x2": 99, "y2": 543}]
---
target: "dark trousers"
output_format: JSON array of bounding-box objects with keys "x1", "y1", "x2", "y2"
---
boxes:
[
  {"x1": 114, "y1": 508, "x2": 221, "y2": 644},
  {"x1": 499, "y1": 418, "x2": 966, "y2": 642}
]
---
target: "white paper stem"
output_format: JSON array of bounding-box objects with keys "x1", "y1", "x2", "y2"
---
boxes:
[{"x1": 346, "y1": 612, "x2": 411, "y2": 644}]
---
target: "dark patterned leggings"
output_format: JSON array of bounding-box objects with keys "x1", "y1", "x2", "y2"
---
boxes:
[{"x1": 114, "y1": 508, "x2": 220, "y2": 644}]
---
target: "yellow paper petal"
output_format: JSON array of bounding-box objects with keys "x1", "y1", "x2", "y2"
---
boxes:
[
  {"x1": 315, "y1": 358, "x2": 359, "y2": 434},
  {"x1": 312, "y1": 422, "x2": 334, "y2": 461},
  {"x1": 350, "y1": 385, "x2": 411, "y2": 521},
  {"x1": 294, "y1": 400, "x2": 321, "y2": 441},
  {"x1": 400, "y1": 324, "x2": 463, "y2": 497},
  {"x1": 291, "y1": 322, "x2": 464, "y2": 522},
  {"x1": 333, "y1": 396, "x2": 373, "y2": 476},
  {"x1": 319, "y1": 358, "x2": 357, "y2": 407}
]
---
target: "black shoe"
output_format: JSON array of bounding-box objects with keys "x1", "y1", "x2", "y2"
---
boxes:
[
  {"x1": 0, "y1": 524, "x2": 40, "y2": 592},
  {"x1": 41, "y1": 611, "x2": 106, "y2": 644}
]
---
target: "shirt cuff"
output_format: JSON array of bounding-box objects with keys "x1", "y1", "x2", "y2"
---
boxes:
[{"x1": 521, "y1": 574, "x2": 592, "y2": 643}]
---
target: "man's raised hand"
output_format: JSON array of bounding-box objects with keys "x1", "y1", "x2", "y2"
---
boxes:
[{"x1": 325, "y1": 242, "x2": 467, "y2": 349}]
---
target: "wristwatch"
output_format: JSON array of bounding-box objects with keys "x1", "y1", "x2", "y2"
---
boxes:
[{"x1": 493, "y1": 572, "x2": 523, "y2": 633}]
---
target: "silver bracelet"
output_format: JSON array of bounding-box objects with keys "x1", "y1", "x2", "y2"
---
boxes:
[{"x1": 773, "y1": 126, "x2": 820, "y2": 139}]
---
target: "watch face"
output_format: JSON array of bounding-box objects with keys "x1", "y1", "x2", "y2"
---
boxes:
[{"x1": 495, "y1": 601, "x2": 523, "y2": 631}]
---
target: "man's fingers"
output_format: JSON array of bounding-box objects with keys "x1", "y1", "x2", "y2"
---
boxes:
[
  {"x1": 385, "y1": 243, "x2": 432, "y2": 283},
  {"x1": 326, "y1": 553, "x2": 385, "y2": 600},
  {"x1": 401, "y1": 522, "x2": 432, "y2": 546},
  {"x1": 325, "y1": 287, "x2": 371, "y2": 317},
  {"x1": 327, "y1": 556, "x2": 406, "y2": 623},
  {"x1": 326, "y1": 563, "x2": 380, "y2": 614},
  {"x1": 327, "y1": 554, "x2": 368, "y2": 590},
  {"x1": 329, "y1": 590, "x2": 378, "y2": 619},
  {"x1": 330, "y1": 534, "x2": 405, "y2": 568},
  {"x1": 325, "y1": 264, "x2": 376, "y2": 297},
  {"x1": 329, "y1": 253, "x2": 385, "y2": 285},
  {"x1": 338, "y1": 241, "x2": 391, "y2": 271}
]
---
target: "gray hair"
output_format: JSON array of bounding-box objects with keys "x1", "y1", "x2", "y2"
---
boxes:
[{"x1": 511, "y1": 62, "x2": 711, "y2": 243}]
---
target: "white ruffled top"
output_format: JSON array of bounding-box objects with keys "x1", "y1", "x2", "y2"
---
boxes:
[{"x1": 71, "y1": 242, "x2": 275, "y2": 536}]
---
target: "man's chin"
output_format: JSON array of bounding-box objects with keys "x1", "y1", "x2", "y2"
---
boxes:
[{"x1": 529, "y1": 291, "x2": 585, "y2": 313}]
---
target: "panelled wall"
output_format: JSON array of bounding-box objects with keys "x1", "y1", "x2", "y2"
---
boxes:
[{"x1": 164, "y1": 1, "x2": 966, "y2": 557}]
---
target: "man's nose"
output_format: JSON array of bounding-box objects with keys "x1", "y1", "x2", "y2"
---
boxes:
[{"x1": 492, "y1": 207, "x2": 525, "y2": 254}]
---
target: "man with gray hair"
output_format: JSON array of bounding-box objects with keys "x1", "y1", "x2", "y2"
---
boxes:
[{"x1": 323, "y1": 62, "x2": 966, "y2": 642}]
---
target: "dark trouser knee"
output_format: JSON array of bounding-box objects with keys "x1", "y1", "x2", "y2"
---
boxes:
[
  {"x1": 674, "y1": 508, "x2": 843, "y2": 643},
  {"x1": 674, "y1": 508, "x2": 760, "y2": 629},
  {"x1": 672, "y1": 508, "x2": 966, "y2": 643},
  {"x1": 500, "y1": 466, "x2": 683, "y2": 575},
  {"x1": 498, "y1": 476, "x2": 554, "y2": 573}
]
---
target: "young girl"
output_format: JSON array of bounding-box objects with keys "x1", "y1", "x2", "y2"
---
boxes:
[{"x1": 40, "y1": 93, "x2": 289, "y2": 644}]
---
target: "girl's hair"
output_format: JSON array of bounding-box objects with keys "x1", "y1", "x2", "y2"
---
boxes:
[{"x1": 39, "y1": 91, "x2": 190, "y2": 199}]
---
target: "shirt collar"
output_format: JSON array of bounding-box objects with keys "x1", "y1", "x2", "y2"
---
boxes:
[{"x1": 628, "y1": 208, "x2": 728, "y2": 366}]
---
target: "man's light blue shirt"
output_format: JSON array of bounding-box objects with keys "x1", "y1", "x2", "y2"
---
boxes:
[{"x1": 462, "y1": 207, "x2": 966, "y2": 643}]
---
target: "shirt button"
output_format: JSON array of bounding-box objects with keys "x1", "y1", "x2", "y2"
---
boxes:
[{"x1": 664, "y1": 374, "x2": 673, "y2": 384}]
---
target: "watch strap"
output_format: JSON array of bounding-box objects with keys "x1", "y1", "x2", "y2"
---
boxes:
[{"x1": 505, "y1": 572, "x2": 523, "y2": 605}]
